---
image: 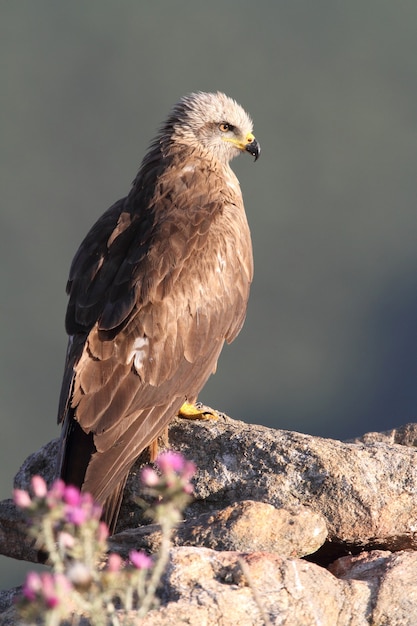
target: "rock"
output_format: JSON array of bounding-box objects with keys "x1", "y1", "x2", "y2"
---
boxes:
[
  {"x1": 13, "y1": 439, "x2": 57, "y2": 490},
  {"x1": 126, "y1": 416, "x2": 417, "y2": 558},
  {"x1": 0, "y1": 440, "x2": 59, "y2": 563},
  {"x1": 0, "y1": 500, "x2": 38, "y2": 563},
  {"x1": 109, "y1": 500, "x2": 328, "y2": 559},
  {"x1": 329, "y1": 549, "x2": 417, "y2": 626},
  {"x1": 4, "y1": 547, "x2": 417, "y2": 625},
  {"x1": 0, "y1": 588, "x2": 19, "y2": 615},
  {"x1": 3, "y1": 415, "x2": 417, "y2": 624},
  {"x1": 5, "y1": 415, "x2": 417, "y2": 561},
  {"x1": 351, "y1": 421, "x2": 417, "y2": 447},
  {"x1": 146, "y1": 546, "x2": 371, "y2": 626}
]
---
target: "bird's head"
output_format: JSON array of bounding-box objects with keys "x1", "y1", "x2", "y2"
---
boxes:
[{"x1": 166, "y1": 91, "x2": 260, "y2": 165}]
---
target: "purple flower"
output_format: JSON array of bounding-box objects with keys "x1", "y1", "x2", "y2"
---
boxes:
[
  {"x1": 47, "y1": 479, "x2": 66, "y2": 504},
  {"x1": 57, "y1": 486, "x2": 102, "y2": 525},
  {"x1": 31, "y1": 475, "x2": 48, "y2": 498},
  {"x1": 22, "y1": 571, "x2": 42, "y2": 601},
  {"x1": 45, "y1": 594, "x2": 59, "y2": 609},
  {"x1": 13, "y1": 488, "x2": 32, "y2": 509},
  {"x1": 63, "y1": 485, "x2": 82, "y2": 506},
  {"x1": 140, "y1": 466, "x2": 160, "y2": 487},
  {"x1": 156, "y1": 451, "x2": 185, "y2": 474},
  {"x1": 156, "y1": 452, "x2": 196, "y2": 483},
  {"x1": 22, "y1": 572, "x2": 71, "y2": 608},
  {"x1": 129, "y1": 550, "x2": 153, "y2": 570},
  {"x1": 107, "y1": 553, "x2": 123, "y2": 572},
  {"x1": 64, "y1": 505, "x2": 88, "y2": 526},
  {"x1": 41, "y1": 572, "x2": 71, "y2": 608}
]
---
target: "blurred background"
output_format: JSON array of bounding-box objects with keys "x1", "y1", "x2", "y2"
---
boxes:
[{"x1": 2, "y1": 1, "x2": 417, "y2": 588}]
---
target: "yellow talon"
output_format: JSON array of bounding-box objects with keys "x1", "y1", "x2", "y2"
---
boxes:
[{"x1": 178, "y1": 402, "x2": 220, "y2": 421}]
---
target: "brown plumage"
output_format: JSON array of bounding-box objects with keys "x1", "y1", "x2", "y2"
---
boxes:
[{"x1": 56, "y1": 91, "x2": 260, "y2": 533}]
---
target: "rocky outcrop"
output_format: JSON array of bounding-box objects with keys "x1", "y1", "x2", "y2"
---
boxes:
[{"x1": 1, "y1": 416, "x2": 417, "y2": 624}]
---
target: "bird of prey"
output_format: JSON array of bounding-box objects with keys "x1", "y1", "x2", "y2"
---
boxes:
[{"x1": 56, "y1": 91, "x2": 260, "y2": 533}]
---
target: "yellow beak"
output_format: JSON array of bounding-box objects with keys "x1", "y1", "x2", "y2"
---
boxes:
[{"x1": 224, "y1": 132, "x2": 261, "y2": 161}]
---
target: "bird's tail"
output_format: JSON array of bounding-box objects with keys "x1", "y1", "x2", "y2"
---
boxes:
[{"x1": 102, "y1": 476, "x2": 128, "y2": 535}]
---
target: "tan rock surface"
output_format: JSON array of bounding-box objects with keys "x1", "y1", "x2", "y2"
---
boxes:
[
  {"x1": 109, "y1": 500, "x2": 327, "y2": 559},
  {"x1": 330, "y1": 549, "x2": 417, "y2": 626},
  {"x1": 351, "y1": 421, "x2": 417, "y2": 447},
  {"x1": 145, "y1": 547, "x2": 371, "y2": 626}
]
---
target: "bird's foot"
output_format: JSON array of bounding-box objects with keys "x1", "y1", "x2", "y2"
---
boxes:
[{"x1": 178, "y1": 401, "x2": 220, "y2": 421}]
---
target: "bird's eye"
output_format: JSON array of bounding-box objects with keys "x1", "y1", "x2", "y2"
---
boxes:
[{"x1": 219, "y1": 122, "x2": 234, "y2": 133}]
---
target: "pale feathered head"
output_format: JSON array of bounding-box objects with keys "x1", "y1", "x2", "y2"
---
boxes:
[{"x1": 160, "y1": 91, "x2": 260, "y2": 165}]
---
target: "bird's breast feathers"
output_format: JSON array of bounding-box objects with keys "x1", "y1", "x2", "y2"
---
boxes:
[{"x1": 68, "y1": 159, "x2": 253, "y2": 427}]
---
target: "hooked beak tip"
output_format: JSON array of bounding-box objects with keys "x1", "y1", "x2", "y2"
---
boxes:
[{"x1": 245, "y1": 138, "x2": 260, "y2": 161}]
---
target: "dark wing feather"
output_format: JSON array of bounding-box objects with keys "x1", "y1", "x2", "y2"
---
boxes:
[{"x1": 57, "y1": 149, "x2": 253, "y2": 532}]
